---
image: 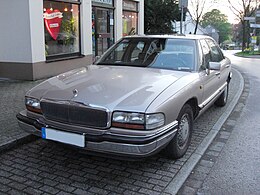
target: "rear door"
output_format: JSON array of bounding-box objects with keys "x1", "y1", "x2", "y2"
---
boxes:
[
  {"x1": 206, "y1": 38, "x2": 230, "y2": 87},
  {"x1": 198, "y1": 39, "x2": 220, "y2": 107}
]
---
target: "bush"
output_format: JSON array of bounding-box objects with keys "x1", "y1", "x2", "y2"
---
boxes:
[{"x1": 244, "y1": 48, "x2": 250, "y2": 53}]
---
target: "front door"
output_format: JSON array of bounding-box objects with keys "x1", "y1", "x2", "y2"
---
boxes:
[{"x1": 92, "y1": 7, "x2": 114, "y2": 57}]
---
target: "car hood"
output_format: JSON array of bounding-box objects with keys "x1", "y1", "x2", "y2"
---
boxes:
[{"x1": 27, "y1": 65, "x2": 193, "y2": 112}]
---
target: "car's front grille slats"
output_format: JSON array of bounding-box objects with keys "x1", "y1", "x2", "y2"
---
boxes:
[{"x1": 40, "y1": 100, "x2": 108, "y2": 128}]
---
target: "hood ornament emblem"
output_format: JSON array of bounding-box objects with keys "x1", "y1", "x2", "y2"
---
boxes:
[{"x1": 73, "y1": 89, "x2": 78, "y2": 97}]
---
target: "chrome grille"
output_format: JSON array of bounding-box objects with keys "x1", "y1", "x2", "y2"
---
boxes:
[{"x1": 40, "y1": 100, "x2": 108, "y2": 128}]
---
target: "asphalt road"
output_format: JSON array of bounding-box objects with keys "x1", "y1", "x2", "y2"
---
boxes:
[{"x1": 196, "y1": 51, "x2": 260, "y2": 194}]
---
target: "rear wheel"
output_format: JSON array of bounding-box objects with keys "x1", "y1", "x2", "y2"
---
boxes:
[
  {"x1": 164, "y1": 104, "x2": 193, "y2": 159},
  {"x1": 215, "y1": 83, "x2": 229, "y2": 107}
]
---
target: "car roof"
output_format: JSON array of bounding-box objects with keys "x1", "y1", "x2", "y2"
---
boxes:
[{"x1": 124, "y1": 34, "x2": 213, "y2": 40}]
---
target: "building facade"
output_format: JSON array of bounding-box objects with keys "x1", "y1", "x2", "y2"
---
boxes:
[{"x1": 0, "y1": 0, "x2": 144, "y2": 80}]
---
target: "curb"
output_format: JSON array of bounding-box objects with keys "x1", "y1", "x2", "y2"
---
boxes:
[
  {"x1": 234, "y1": 54, "x2": 260, "y2": 59},
  {"x1": 164, "y1": 68, "x2": 244, "y2": 195}
]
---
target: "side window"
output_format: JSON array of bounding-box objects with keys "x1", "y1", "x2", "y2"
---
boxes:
[
  {"x1": 206, "y1": 39, "x2": 224, "y2": 62},
  {"x1": 199, "y1": 39, "x2": 211, "y2": 70}
]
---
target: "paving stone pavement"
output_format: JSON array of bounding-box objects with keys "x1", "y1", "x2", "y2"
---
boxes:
[
  {"x1": 0, "y1": 79, "x2": 42, "y2": 151},
  {"x1": 0, "y1": 68, "x2": 243, "y2": 195}
]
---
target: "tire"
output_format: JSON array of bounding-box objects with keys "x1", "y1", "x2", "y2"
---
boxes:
[
  {"x1": 164, "y1": 104, "x2": 193, "y2": 159},
  {"x1": 215, "y1": 83, "x2": 229, "y2": 107}
]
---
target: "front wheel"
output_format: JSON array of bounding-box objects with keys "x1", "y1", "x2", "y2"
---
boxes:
[
  {"x1": 215, "y1": 83, "x2": 229, "y2": 107},
  {"x1": 164, "y1": 104, "x2": 193, "y2": 159}
]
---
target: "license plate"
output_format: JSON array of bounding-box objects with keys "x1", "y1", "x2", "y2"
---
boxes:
[{"x1": 41, "y1": 127, "x2": 85, "y2": 147}]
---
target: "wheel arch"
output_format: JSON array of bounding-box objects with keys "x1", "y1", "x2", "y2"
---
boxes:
[{"x1": 184, "y1": 97, "x2": 200, "y2": 119}]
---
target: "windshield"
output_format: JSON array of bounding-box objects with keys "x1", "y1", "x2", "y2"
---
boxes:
[{"x1": 96, "y1": 38, "x2": 196, "y2": 71}]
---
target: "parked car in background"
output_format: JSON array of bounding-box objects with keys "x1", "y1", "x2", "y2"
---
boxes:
[{"x1": 17, "y1": 35, "x2": 231, "y2": 159}]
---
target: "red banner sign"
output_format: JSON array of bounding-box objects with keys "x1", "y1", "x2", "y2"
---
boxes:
[{"x1": 44, "y1": 9, "x2": 63, "y2": 40}]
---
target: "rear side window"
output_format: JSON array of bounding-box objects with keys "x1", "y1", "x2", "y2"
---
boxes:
[
  {"x1": 206, "y1": 39, "x2": 224, "y2": 62},
  {"x1": 199, "y1": 39, "x2": 211, "y2": 70}
]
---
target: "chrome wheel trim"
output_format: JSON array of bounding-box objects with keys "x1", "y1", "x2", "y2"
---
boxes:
[{"x1": 177, "y1": 113, "x2": 190, "y2": 149}]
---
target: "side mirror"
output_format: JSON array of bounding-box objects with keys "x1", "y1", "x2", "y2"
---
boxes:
[{"x1": 209, "y1": 62, "x2": 221, "y2": 71}]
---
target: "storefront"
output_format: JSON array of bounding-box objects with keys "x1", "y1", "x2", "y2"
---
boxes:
[
  {"x1": 92, "y1": 0, "x2": 115, "y2": 57},
  {"x1": 0, "y1": 0, "x2": 144, "y2": 80},
  {"x1": 123, "y1": 0, "x2": 139, "y2": 36},
  {"x1": 43, "y1": 0, "x2": 81, "y2": 61}
]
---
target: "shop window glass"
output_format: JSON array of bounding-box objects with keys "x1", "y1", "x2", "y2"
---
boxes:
[
  {"x1": 123, "y1": 11, "x2": 138, "y2": 36},
  {"x1": 43, "y1": 1, "x2": 80, "y2": 59}
]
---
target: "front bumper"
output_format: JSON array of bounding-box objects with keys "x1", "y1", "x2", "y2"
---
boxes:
[{"x1": 17, "y1": 110, "x2": 178, "y2": 158}]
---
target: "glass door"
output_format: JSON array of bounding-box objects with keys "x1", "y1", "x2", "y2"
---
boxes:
[{"x1": 92, "y1": 7, "x2": 114, "y2": 57}]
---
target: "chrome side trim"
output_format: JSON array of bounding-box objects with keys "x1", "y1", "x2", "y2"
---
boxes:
[
  {"x1": 107, "y1": 120, "x2": 178, "y2": 139},
  {"x1": 106, "y1": 120, "x2": 178, "y2": 139},
  {"x1": 86, "y1": 126, "x2": 177, "y2": 156},
  {"x1": 199, "y1": 82, "x2": 227, "y2": 109},
  {"x1": 154, "y1": 120, "x2": 178, "y2": 135}
]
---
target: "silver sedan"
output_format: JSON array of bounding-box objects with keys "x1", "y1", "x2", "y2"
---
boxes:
[{"x1": 17, "y1": 35, "x2": 231, "y2": 159}]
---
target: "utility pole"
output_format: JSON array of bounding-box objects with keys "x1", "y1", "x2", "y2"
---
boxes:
[
  {"x1": 180, "y1": 5, "x2": 184, "y2": 34},
  {"x1": 179, "y1": 0, "x2": 188, "y2": 34}
]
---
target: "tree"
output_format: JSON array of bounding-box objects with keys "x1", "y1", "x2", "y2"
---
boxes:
[
  {"x1": 232, "y1": 22, "x2": 243, "y2": 46},
  {"x1": 189, "y1": 0, "x2": 206, "y2": 34},
  {"x1": 144, "y1": 0, "x2": 180, "y2": 34},
  {"x1": 228, "y1": 0, "x2": 256, "y2": 51},
  {"x1": 189, "y1": 0, "x2": 218, "y2": 34},
  {"x1": 201, "y1": 9, "x2": 232, "y2": 43}
]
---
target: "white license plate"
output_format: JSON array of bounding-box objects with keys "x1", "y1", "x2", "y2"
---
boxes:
[{"x1": 41, "y1": 127, "x2": 85, "y2": 147}]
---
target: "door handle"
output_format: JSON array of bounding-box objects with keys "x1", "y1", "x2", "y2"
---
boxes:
[
  {"x1": 225, "y1": 64, "x2": 230, "y2": 68},
  {"x1": 215, "y1": 72, "x2": 220, "y2": 76}
]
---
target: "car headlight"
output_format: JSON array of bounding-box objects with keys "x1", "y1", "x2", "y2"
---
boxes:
[
  {"x1": 112, "y1": 112, "x2": 165, "y2": 130},
  {"x1": 25, "y1": 97, "x2": 42, "y2": 114}
]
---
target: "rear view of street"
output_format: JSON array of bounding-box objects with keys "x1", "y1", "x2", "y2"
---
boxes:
[{"x1": 179, "y1": 52, "x2": 260, "y2": 194}]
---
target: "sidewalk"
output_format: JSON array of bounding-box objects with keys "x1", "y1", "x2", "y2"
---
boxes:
[{"x1": 0, "y1": 79, "x2": 42, "y2": 151}]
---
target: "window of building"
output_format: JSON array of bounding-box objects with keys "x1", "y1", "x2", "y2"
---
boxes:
[
  {"x1": 123, "y1": 0, "x2": 138, "y2": 36},
  {"x1": 43, "y1": 0, "x2": 81, "y2": 60}
]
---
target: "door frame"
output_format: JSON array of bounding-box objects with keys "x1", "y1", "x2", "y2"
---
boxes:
[{"x1": 92, "y1": 6, "x2": 114, "y2": 56}]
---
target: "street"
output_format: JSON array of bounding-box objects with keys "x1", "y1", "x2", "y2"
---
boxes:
[{"x1": 179, "y1": 51, "x2": 260, "y2": 194}]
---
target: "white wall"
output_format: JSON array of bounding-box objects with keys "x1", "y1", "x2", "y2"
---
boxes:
[
  {"x1": 0, "y1": 0, "x2": 32, "y2": 63},
  {"x1": 29, "y1": 0, "x2": 45, "y2": 63},
  {"x1": 81, "y1": 0, "x2": 92, "y2": 55},
  {"x1": 115, "y1": 0, "x2": 123, "y2": 41},
  {"x1": 0, "y1": 0, "x2": 45, "y2": 63},
  {"x1": 137, "y1": 0, "x2": 144, "y2": 35}
]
